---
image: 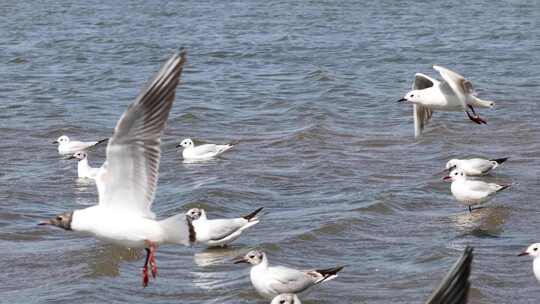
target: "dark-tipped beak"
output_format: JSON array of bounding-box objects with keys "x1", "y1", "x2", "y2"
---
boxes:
[
  {"x1": 52, "y1": 140, "x2": 58, "y2": 144},
  {"x1": 176, "y1": 144, "x2": 181, "y2": 148},
  {"x1": 232, "y1": 256, "x2": 248, "y2": 264},
  {"x1": 443, "y1": 176, "x2": 452, "y2": 181},
  {"x1": 518, "y1": 252, "x2": 529, "y2": 257},
  {"x1": 397, "y1": 98, "x2": 407, "y2": 103},
  {"x1": 67, "y1": 155, "x2": 77, "y2": 160}
]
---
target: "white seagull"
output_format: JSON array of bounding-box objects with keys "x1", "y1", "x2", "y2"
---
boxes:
[
  {"x1": 68, "y1": 151, "x2": 100, "y2": 179},
  {"x1": 519, "y1": 243, "x2": 540, "y2": 284},
  {"x1": 186, "y1": 207, "x2": 263, "y2": 247},
  {"x1": 233, "y1": 250, "x2": 344, "y2": 299},
  {"x1": 177, "y1": 138, "x2": 234, "y2": 161},
  {"x1": 53, "y1": 135, "x2": 108, "y2": 155},
  {"x1": 39, "y1": 50, "x2": 193, "y2": 287},
  {"x1": 445, "y1": 157, "x2": 508, "y2": 176},
  {"x1": 398, "y1": 65, "x2": 495, "y2": 138},
  {"x1": 443, "y1": 169, "x2": 511, "y2": 212},
  {"x1": 271, "y1": 294, "x2": 302, "y2": 304}
]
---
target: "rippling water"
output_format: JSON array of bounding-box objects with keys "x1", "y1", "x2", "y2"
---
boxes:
[{"x1": 1, "y1": 1, "x2": 540, "y2": 303}]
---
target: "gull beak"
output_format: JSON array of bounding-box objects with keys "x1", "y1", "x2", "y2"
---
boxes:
[
  {"x1": 232, "y1": 256, "x2": 248, "y2": 264},
  {"x1": 38, "y1": 220, "x2": 52, "y2": 226},
  {"x1": 443, "y1": 176, "x2": 452, "y2": 181},
  {"x1": 52, "y1": 140, "x2": 58, "y2": 144},
  {"x1": 176, "y1": 144, "x2": 181, "y2": 148},
  {"x1": 67, "y1": 155, "x2": 77, "y2": 160},
  {"x1": 518, "y1": 252, "x2": 529, "y2": 257},
  {"x1": 397, "y1": 98, "x2": 407, "y2": 103}
]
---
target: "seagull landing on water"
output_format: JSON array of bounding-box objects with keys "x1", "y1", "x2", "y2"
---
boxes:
[
  {"x1": 519, "y1": 243, "x2": 540, "y2": 284},
  {"x1": 186, "y1": 207, "x2": 263, "y2": 248},
  {"x1": 68, "y1": 151, "x2": 100, "y2": 179},
  {"x1": 177, "y1": 138, "x2": 234, "y2": 161},
  {"x1": 39, "y1": 50, "x2": 193, "y2": 287},
  {"x1": 53, "y1": 135, "x2": 108, "y2": 155},
  {"x1": 445, "y1": 157, "x2": 508, "y2": 176},
  {"x1": 443, "y1": 169, "x2": 511, "y2": 212},
  {"x1": 398, "y1": 65, "x2": 495, "y2": 138},
  {"x1": 233, "y1": 250, "x2": 344, "y2": 299},
  {"x1": 271, "y1": 294, "x2": 302, "y2": 304}
]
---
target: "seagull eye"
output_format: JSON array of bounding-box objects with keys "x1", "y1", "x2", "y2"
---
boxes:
[
  {"x1": 280, "y1": 301, "x2": 285, "y2": 304},
  {"x1": 249, "y1": 255, "x2": 255, "y2": 259},
  {"x1": 534, "y1": 248, "x2": 538, "y2": 251},
  {"x1": 56, "y1": 216, "x2": 63, "y2": 221}
]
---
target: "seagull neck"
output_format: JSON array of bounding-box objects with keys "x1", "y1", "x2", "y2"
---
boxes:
[
  {"x1": 533, "y1": 257, "x2": 540, "y2": 280},
  {"x1": 78, "y1": 158, "x2": 90, "y2": 174},
  {"x1": 255, "y1": 256, "x2": 269, "y2": 270}
]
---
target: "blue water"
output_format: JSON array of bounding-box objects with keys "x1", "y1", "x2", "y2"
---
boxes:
[{"x1": 1, "y1": 0, "x2": 540, "y2": 303}]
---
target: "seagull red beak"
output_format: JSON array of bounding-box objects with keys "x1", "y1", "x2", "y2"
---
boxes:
[
  {"x1": 518, "y1": 252, "x2": 529, "y2": 257},
  {"x1": 232, "y1": 256, "x2": 248, "y2": 264},
  {"x1": 443, "y1": 176, "x2": 452, "y2": 181}
]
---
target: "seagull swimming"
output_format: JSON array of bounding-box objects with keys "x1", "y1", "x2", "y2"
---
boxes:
[
  {"x1": 398, "y1": 65, "x2": 495, "y2": 138},
  {"x1": 68, "y1": 151, "x2": 100, "y2": 179},
  {"x1": 233, "y1": 249, "x2": 344, "y2": 299},
  {"x1": 186, "y1": 207, "x2": 263, "y2": 247},
  {"x1": 445, "y1": 157, "x2": 508, "y2": 176},
  {"x1": 177, "y1": 138, "x2": 234, "y2": 161},
  {"x1": 443, "y1": 169, "x2": 510, "y2": 212},
  {"x1": 53, "y1": 135, "x2": 108, "y2": 155},
  {"x1": 518, "y1": 243, "x2": 540, "y2": 284},
  {"x1": 39, "y1": 50, "x2": 192, "y2": 287},
  {"x1": 425, "y1": 246, "x2": 473, "y2": 304},
  {"x1": 270, "y1": 294, "x2": 302, "y2": 304}
]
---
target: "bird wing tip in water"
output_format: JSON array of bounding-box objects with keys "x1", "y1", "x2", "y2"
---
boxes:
[{"x1": 425, "y1": 246, "x2": 473, "y2": 304}]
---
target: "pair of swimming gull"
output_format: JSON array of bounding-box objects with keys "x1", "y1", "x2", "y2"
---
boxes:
[{"x1": 442, "y1": 157, "x2": 511, "y2": 212}]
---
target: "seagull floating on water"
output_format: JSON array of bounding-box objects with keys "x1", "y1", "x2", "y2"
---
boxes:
[
  {"x1": 177, "y1": 138, "x2": 234, "y2": 161},
  {"x1": 445, "y1": 157, "x2": 508, "y2": 176},
  {"x1": 68, "y1": 151, "x2": 100, "y2": 179},
  {"x1": 39, "y1": 50, "x2": 192, "y2": 287},
  {"x1": 271, "y1": 294, "x2": 302, "y2": 304},
  {"x1": 443, "y1": 169, "x2": 510, "y2": 212},
  {"x1": 233, "y1": 249, "x2": 344, "y2": 299},
  {"x1": 186, "y1": 207, "x2": 263, "y2": 247},
  {"x1": 519, "y1": 243, "x2": 540, "y2": 284},
  {"x1": 398, "y1": 65, "x2": 495, "y2": 138},
  {"x1": 53, "y1": 135, "x2": 108, "y2": 155}
]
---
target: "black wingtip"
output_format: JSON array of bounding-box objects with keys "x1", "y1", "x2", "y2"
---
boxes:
[
  {"x1": 490, "y1": 157, "x2": 509, "y2": 165},
  {"x1": 242, "y1": 207, "x2": 264, "y2": 221},
  {"x1": 425, "y1": 246, "x2": 473, "y2": 304},
  {"x1": 316, "y1": 265, "x2": 345, "y2": 281},
  {"x1": 497, "y1": 184, "x2": 512, "y2": 193}
]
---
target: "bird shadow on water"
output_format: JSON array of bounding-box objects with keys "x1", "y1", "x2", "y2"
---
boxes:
[
  {"x1": 193, "y1": 246, "x2": 247, "y2": 267},
  {"x1": 450, "y1": 205, "x2": 510, "y2": 238},
  {"x1": 84, "y1": 245, "x2": 142, "y2": 278}
]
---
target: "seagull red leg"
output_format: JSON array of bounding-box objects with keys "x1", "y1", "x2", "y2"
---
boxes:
[
  {"x1": 145, "y1": 240, "x2": 158, "y2": 278},
  {"x1": 466, "y1": 105, "x2": 487, "y2": 125},
  {"x1": 142, "y1": 248, "x2": 151, "y2": 287}
]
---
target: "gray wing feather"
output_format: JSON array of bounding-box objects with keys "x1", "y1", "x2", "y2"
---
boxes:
[
  {"x1": 206, "y1": 219, "x2": 246, "y2": 241},
  {"x1": 99, "y1": 50, "x2": 187, "y2": 218},
  {"x1": 414, "y1": 104, "x2": 433, "y2": 138},
  {"x1": 268, "y1": 266, "x2": 315, "y2": 294}
]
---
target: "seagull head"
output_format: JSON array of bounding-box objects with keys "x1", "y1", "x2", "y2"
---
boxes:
[
  {"x1": 443, "y1": 169, "x2": 466, "y2": 182},
  {"x1": 445, "y1": 159, "x2": 459, "y2": 172},
  {"x1": 177, "y1": 138, "x2": 194, "y2": 149},
  {"x1": 271, "y1": 294, "x2": 301, "y2": 304},
  {"x1": 185, "y1": 208, "x2": 205, "y2": 220},
  {"x1": 68, "y1": 151, "x2": 87, "y2": 161},
  {"x1": 519, "y1": 243, "x2": 540, "y2": 258},
  {"x1": 398, "y1": 90, "x2": 423, "y2": 103},
  {"x1": 53, "y1": 135, "x2": 70, "y2": 145},
  {"x1": 233, "y1": 249, "x2": 265, "y2": 266},
  {"x1": 38, "y1": 211, "x2": 73, "y2": 230}
]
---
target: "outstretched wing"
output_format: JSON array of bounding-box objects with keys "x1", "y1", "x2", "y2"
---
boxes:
[
  {"x1": 413, "y1": 73, "x2": 437, "y2": 90},
  {"x1": 414, "y1": 104, "x2": 433, "y2": 138},
  {"x1": 433, "y1": 65, "x2": 471, "y2": 110},
  {"x1": 98, "y1": 50, "x2": 187, "y2": 218},
  {"x1": 425, "y1": 246, "x2": 473, "y2": 304}
]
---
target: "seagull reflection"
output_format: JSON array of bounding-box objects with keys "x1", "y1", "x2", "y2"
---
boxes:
[
  {"x1": 452, "y1": 205, "x2": 510, "y2": 237},
  {"x1": 85, "y1": 245, "x2": 141, "y2": 278}
]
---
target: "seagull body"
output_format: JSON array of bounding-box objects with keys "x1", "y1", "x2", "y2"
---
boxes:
[
  {"x1": 69, "y1": 151, "x2": 100, "y2": 179},
  {"x1": 271, "y1": 294, "x2": 302, "y2": 304},
  {"x1": 446, "y1": 157, "x2": 508, "y2": 176},
  {"x1": 234, "y1": 250, "x2": 343, "y2": 299},
  {"x1": 186, "y1": 207, "x2": 263, "y2": 247},
  {"x1": 444, "y1": 169, "x2": 510, "y2": 211},
  {"x1": 54, "y1": 135, "x2": 108, "y2": 155},
  {"x1": 40, "y1": 50, "x2": 191, "y2": 287},
  {"x1": 177, "y1": 138, "x2": 233, "y2": 160},
  {"x1": 399, "y1": 65, "x2": 494, "y2": 138},
  {"x1": 519, "y1": 243, "x2": 540, "y2": 284}
]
